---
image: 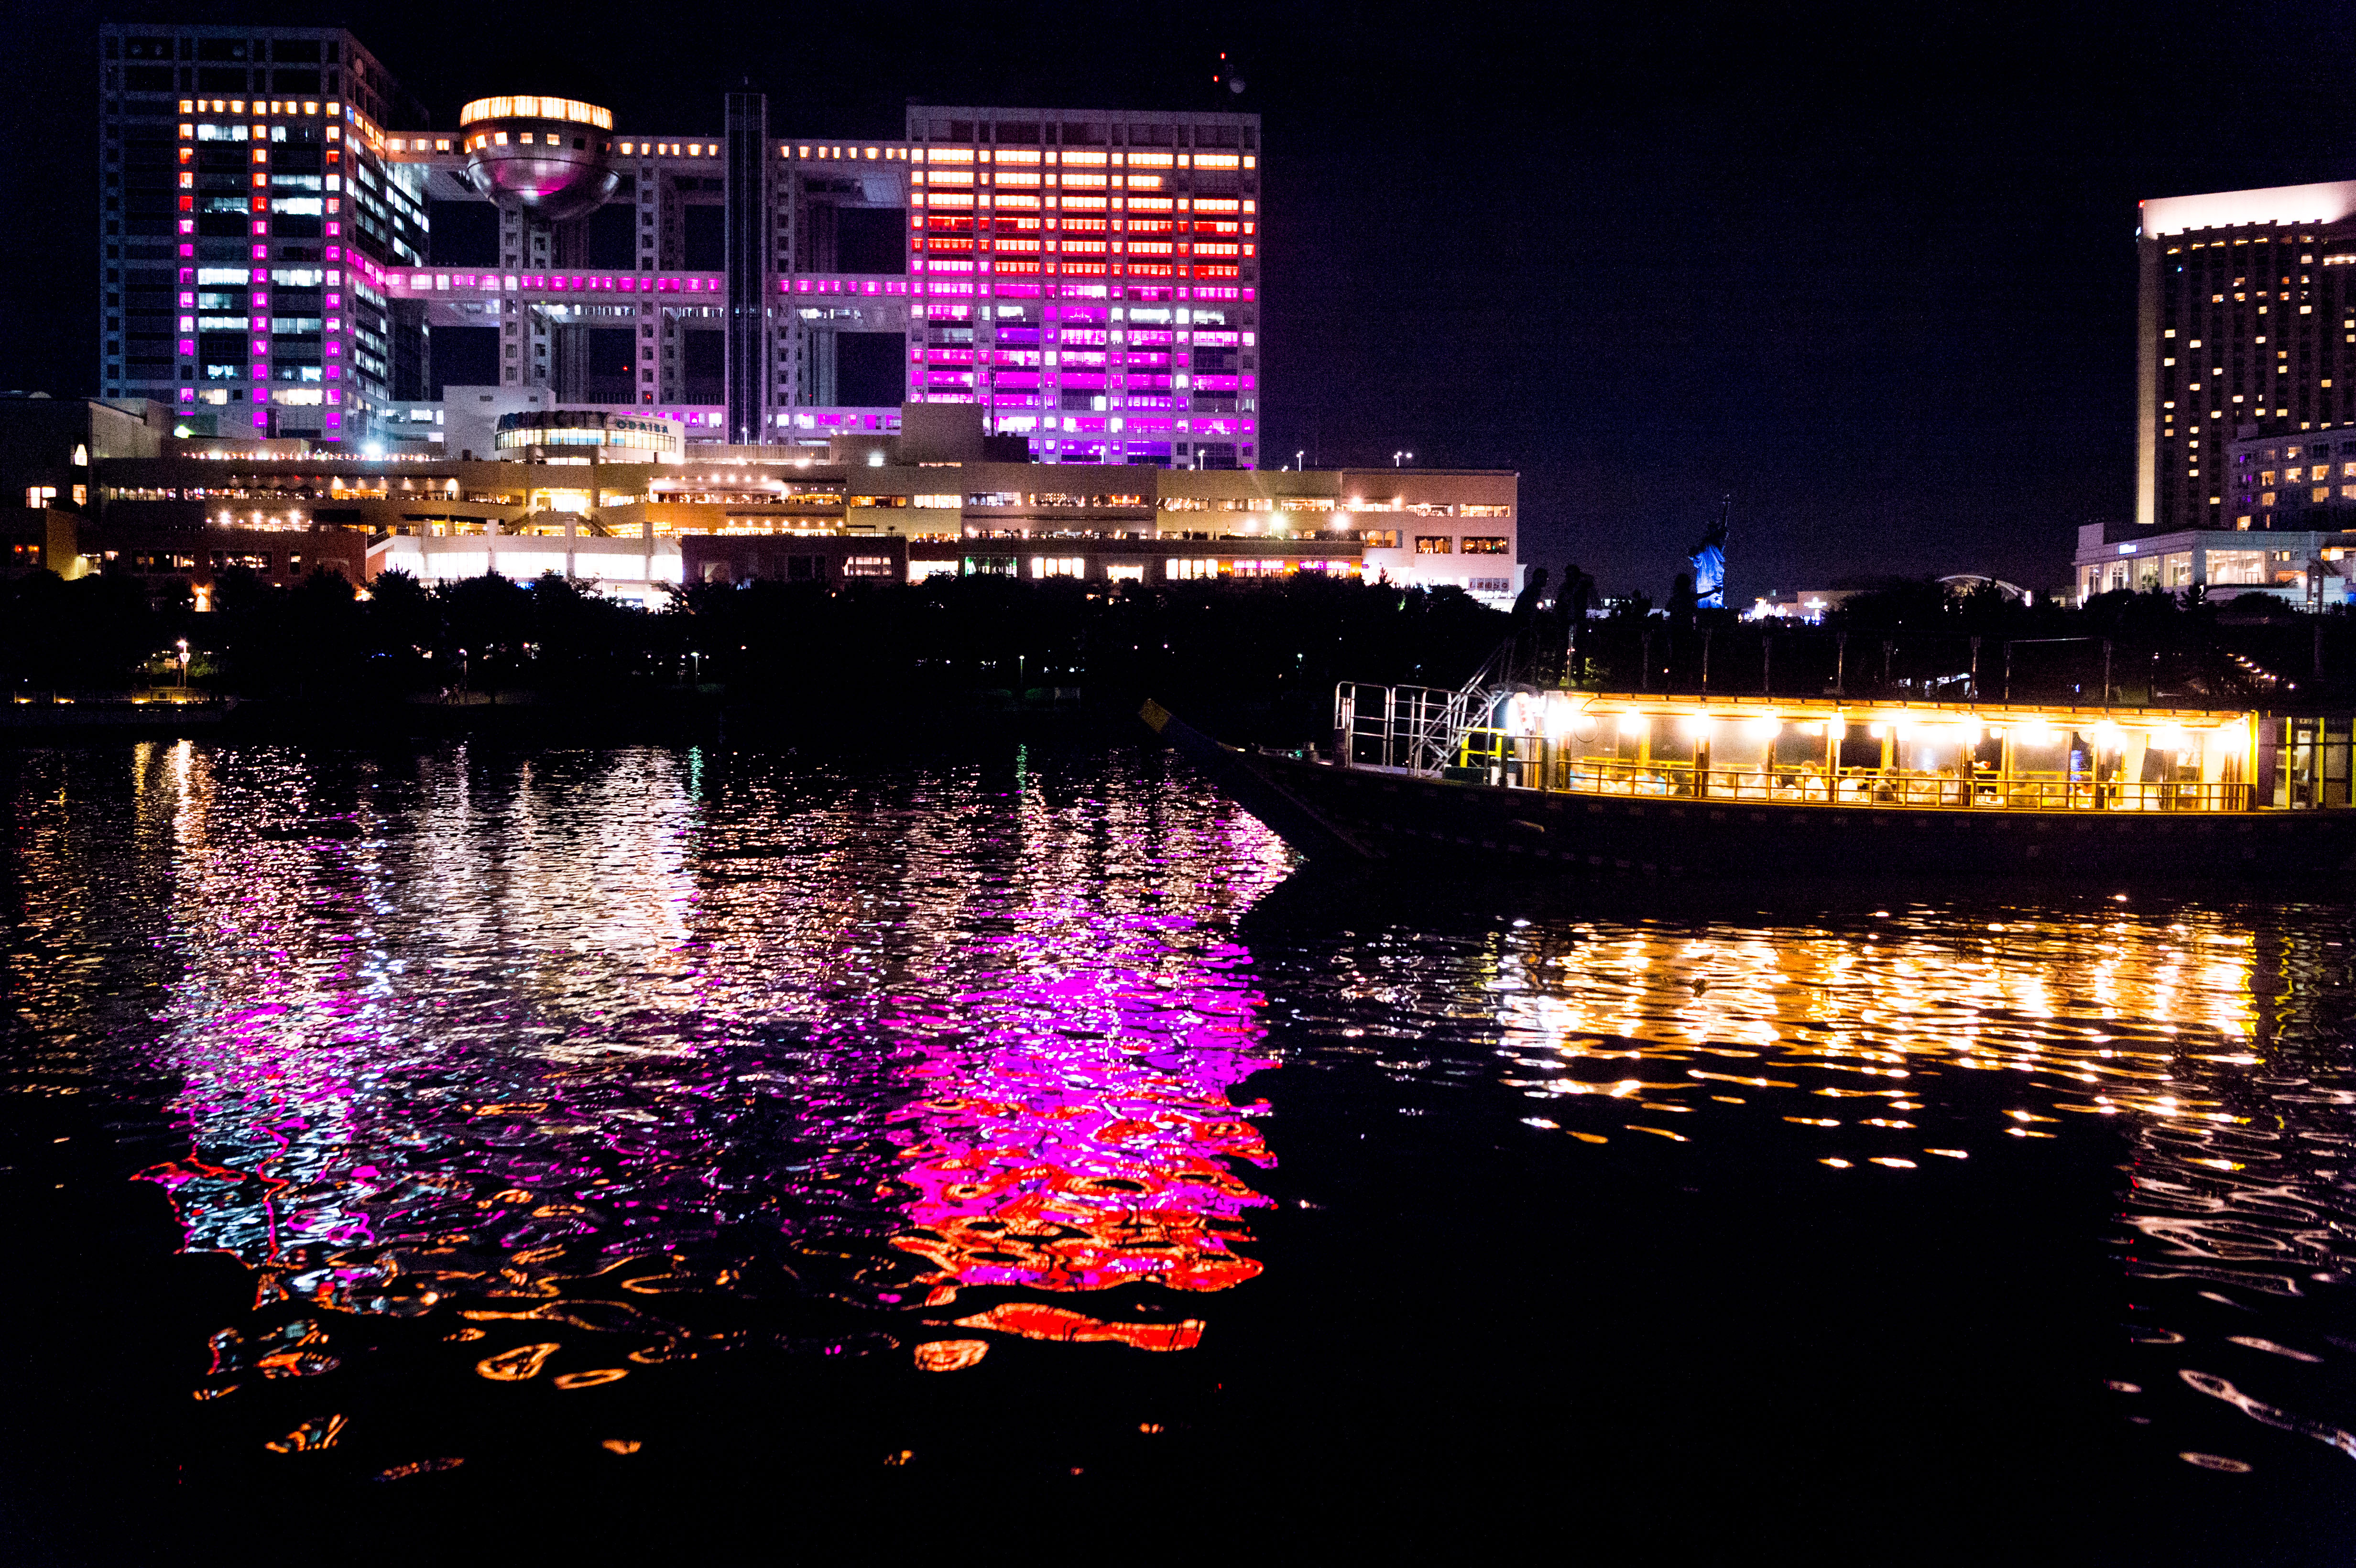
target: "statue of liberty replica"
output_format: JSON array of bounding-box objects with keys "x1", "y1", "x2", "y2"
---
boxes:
[{"x1": 1688, "y1": 495, "x2": 1730, "y2": 611}]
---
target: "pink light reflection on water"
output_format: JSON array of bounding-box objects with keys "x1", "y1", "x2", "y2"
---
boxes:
[
  {"x1": 882, "y1": 801, "x2": 1292, "y2": 1306},
  {"x1": 887, "y1": 929, "x2": 1279, "y2": 1296},
  {"x1": 122, "y1": 746, "x2": 1298, "y2": 1337}
]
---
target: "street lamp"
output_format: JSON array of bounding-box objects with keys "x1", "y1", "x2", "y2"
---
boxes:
[
  {"x1": 1392, "y1": 450, "x2": 1413, "y2": 467},
  {"x1": 1295, "y1": 448, "x2": 1305, "y2": 470},
  {"x1": 175, "y1": 638, "x2": 189, "y2": 691}
]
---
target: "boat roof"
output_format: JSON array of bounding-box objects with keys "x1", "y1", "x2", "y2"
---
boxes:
[{"x1": 1549, "y1": 692, "x2": 2256, "y2": 727}]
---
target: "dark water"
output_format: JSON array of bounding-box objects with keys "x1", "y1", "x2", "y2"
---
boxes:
[{"x1": 3, "y1": 740, "x2": 2354, "y2": 1561}]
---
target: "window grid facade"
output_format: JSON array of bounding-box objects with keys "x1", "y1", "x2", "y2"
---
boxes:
[
  {"x1": 2137, "y1": 183, "x2": 2356, "y2": 534},
  {"x1": 102, "y1": 33, "x2": 1263, "y2": 467},
  {"x1": 99, "y1": 24, "x2": 429, "y2": 438}
]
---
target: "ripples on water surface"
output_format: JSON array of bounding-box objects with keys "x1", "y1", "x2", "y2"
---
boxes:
[{"x1": 4, "y1": 739, "x2": 2355, "y2": 1559}]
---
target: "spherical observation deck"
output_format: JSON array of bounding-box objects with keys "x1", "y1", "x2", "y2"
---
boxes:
[{"x1": 458, "y1": 95, "x2": 620, "y2": 223}]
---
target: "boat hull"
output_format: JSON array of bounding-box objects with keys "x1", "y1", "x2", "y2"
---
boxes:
[{"x1": 1142, "y1": 702, "x2": 2356, "y2": 881}]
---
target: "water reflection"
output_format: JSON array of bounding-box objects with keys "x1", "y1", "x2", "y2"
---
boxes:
[
  {"x1": 1258, "y1": 886, "x2": 2356, "y2": 1481},
  {"x1": 7, "y1": 740, "x2": 2356, "y2": 1508},
  {"x1": 887, "y1": 903, "x2": 1276, "y2": 1299},
  {"x1": 34, "y1": 743, "x2": 1289, "y2": 1388}
]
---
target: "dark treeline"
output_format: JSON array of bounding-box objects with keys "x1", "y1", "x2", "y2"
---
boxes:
[
  {"x1": 680, "y1": 572, "x2": 1505, "y2": 727},
  {"x1": 0, "y1": 566, "x2": 677, "y2": 702},
  {"x1": 7, "y1": 565, "x2": 2351, "y2": 736},
  {"x1": 0, "y1": 566, "x2": 1506, "y2": 734}
]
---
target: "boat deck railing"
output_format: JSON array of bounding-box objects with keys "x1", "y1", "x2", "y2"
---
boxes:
[{"x1": 1451, "y1": 731, "x2": 2251, "y2": 813}]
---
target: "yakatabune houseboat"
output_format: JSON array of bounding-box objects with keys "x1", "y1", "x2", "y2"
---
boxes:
[{"x1": 1141, "y1": 683, "x2": 2356, "y2": 879}]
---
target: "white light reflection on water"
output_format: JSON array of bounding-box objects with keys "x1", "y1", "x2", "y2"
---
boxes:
[{"x1": 6, "y1": 744, "x2": 1292, "y2": 1384}]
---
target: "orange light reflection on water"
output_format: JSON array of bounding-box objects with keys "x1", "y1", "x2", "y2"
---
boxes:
[{"x1": 63, "y1": 743, "x2": 1293, "y2": 1379}]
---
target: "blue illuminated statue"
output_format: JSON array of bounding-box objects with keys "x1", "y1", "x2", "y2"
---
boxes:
[{"x1": 1689, "y1": 495, "x2": 1730, "y2": 611}]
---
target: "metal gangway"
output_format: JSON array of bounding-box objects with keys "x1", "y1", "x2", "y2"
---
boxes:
[{"x1": 1335, "y1": 644, "x2": 1513, "y2": 775}]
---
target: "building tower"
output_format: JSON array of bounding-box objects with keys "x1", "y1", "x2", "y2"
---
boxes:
[
  {"x1": 904, "y1": 106, "x2": 1260, "y2": 467},
  {"x1": 724, "y1": 92, "x2": 770, "y2": 444},
  {"x1": 2136, "y1": 180, "x2": 2356, "y2": 533},
  {"x1": 98, "y1": 23, "x2": 429, "y2": 439}
]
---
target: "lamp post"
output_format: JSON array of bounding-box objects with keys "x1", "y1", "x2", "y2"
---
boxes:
[
  {"x1": 1295, "y1": 449, "x2": 1305, "y2": 470},
  {"x1": 175, "y1": 637, "x2": 189, "y2": 691},
  {"x1": 1392, "y1": 450, "x2": 1413, "y2": 468}
]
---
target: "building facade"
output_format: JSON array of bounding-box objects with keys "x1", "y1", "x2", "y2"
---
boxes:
[
  {"x1": 98, "y1": 24, "x2": 1261, "y2": 467},
  {"x1": 2071, "y1": 519, "x2": 2353, "y2": 608},
  {"x1": 2224, "y1": 425, "x2": 2356, "y2": 532},
  {"x1": 900, "y1": 104, "x2": 1260, "y2": 468},
  {"x1": 98, "y1": 25, "x2": 430, "y2": 445},
  {"x1": 15, "y1": 397, "x2": 1512, "y2": 607},
  {"x1": 2136, "y1": 180, "x2": 2356, "y2": 534}
]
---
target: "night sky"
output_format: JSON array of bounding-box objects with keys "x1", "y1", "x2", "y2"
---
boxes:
[{"x1": 10, "y1": 1, "x2": 2356, "y2": 600}]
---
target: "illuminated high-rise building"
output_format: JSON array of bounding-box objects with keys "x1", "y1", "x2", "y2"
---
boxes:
[
  {"x1": 901, "y1": 105, "x2": 1261, "y2": 468},
  {"x1": 2136, "y1": 180, "x2": 2356, "y2": 532},
  {"x1": 98, "y1": 24, "x2": 1261, "y2": 466},
  {"x1": 98, "y1": 24, "x2": 429, "y2": 441}
]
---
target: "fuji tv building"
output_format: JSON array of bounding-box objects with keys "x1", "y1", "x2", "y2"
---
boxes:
[{"x1": 100, "y1": 24, "x2": 1264, "y2": 466}]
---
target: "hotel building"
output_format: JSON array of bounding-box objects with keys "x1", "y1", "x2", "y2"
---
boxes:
[
  {"x1": 98, "y1": 24, "x2": 1261, "y2": 467},
  {"x1": 2136, "y1": 180, "x2": 2356, "y2": 534}
]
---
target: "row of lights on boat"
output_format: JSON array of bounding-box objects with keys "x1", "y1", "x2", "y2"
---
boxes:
[{"x1": 1556, "y1": 709, "x2": 2225, "y2": 751}]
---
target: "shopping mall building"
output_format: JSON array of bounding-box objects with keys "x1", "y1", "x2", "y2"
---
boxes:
[{"x1": 7, "y1": 395, "x2": 1518, "y2": 606}]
